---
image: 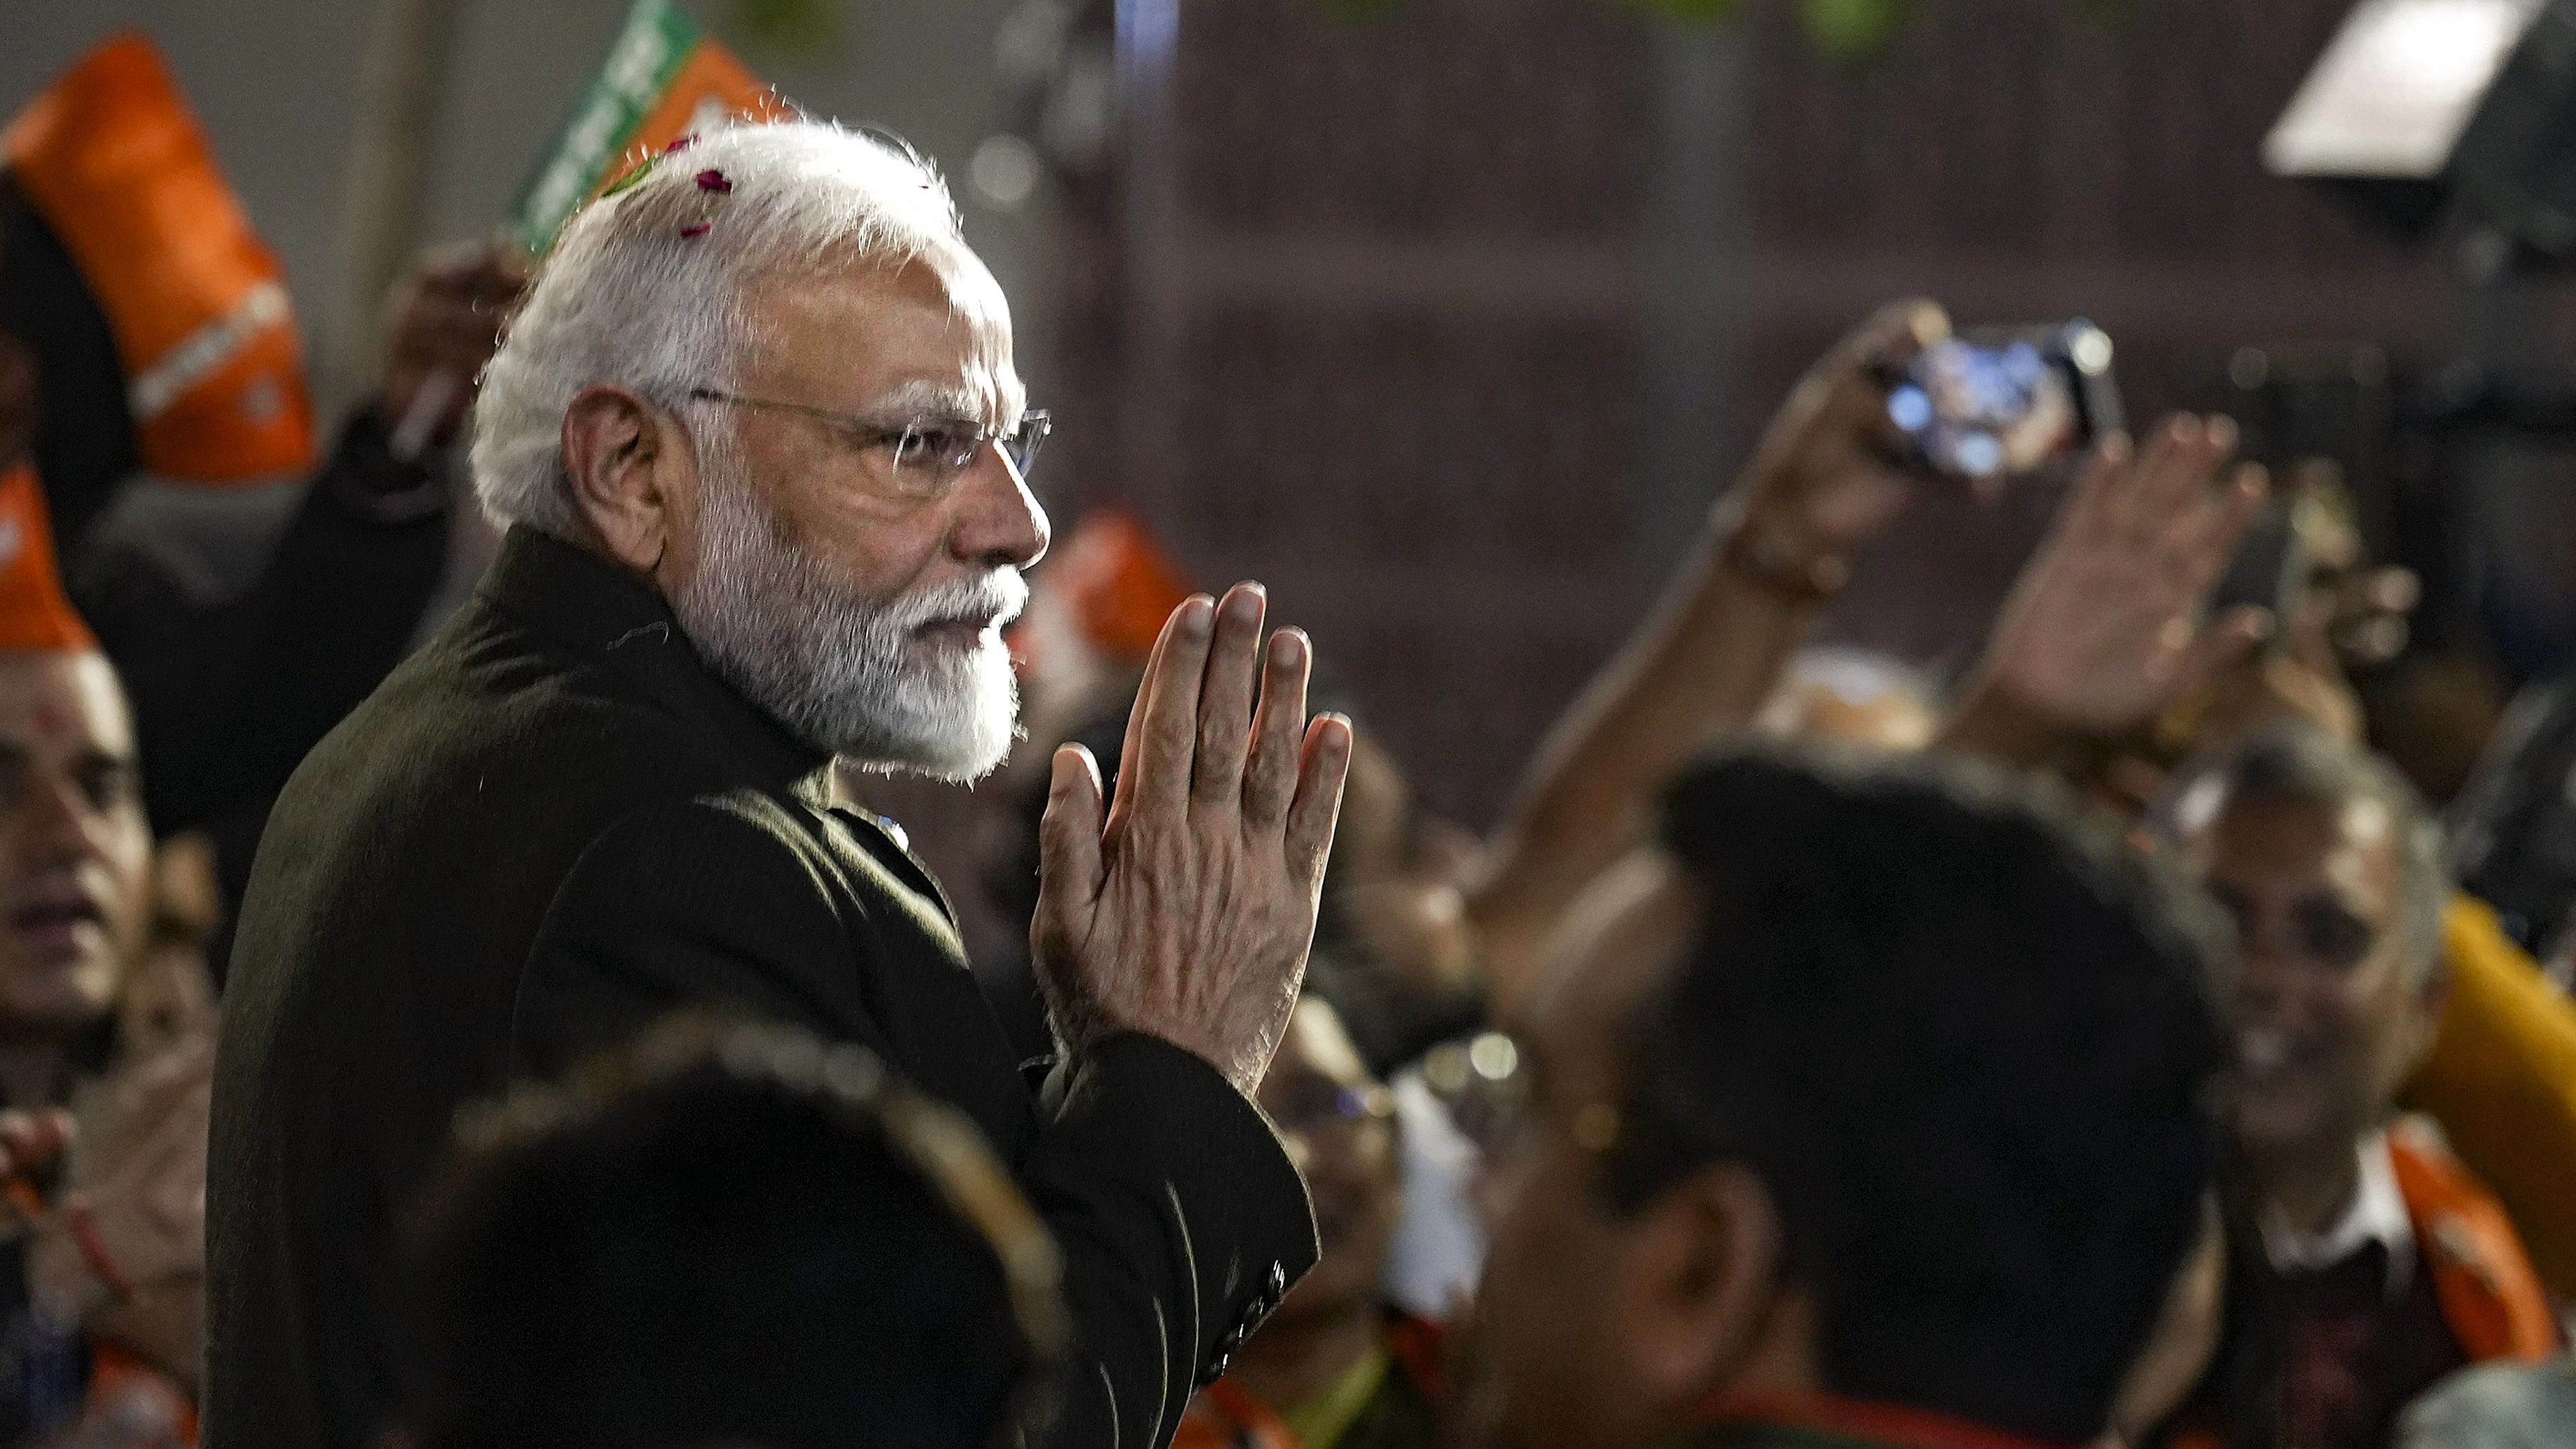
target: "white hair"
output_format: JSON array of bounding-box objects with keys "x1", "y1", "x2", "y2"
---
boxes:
[
  {"x1": 471, "y1": 118, "x2": 972, "y2": 535},
  {"x1": 675, "y1": 429, "x2": 1024, "y2": 780}
]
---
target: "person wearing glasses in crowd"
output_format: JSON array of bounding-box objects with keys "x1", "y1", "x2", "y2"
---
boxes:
[
  {"x1": 208, "y1": 120, "x2": 1352, "y2": 1449},
  {"x1": 1176, "y1": 995, "x2": 1446, "y2": 1449}
]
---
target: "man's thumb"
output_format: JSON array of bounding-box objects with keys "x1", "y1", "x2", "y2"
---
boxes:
[{"x1": 1036, "y1": 744, "x2": 1106, "y2": 921}]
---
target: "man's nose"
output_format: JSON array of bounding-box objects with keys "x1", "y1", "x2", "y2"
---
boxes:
[
  {"x1": 947, "y1": 443, "x2": 1049, "y2": 571},
  {"x1": 18, "y1": 779, "x2": 96, "y2": 865},
  {"x1": 2233, "y1": 933, "x2": 2325, "y2": 1022}
]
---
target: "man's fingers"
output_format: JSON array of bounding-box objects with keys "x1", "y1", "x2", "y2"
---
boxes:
[
  {"x1": 1840, "y1": 296, "x2": 1951, "y2": 377},
  {"x1": 1243, "y1": 628, "x2": 1315, "y2": 830},
  {"x1": 2175, "y1": 606, "x2": 2272, "y2": 691},
  {"x1": 1036, "y1": 744, "x2": 1107, "y2": 925},
  {"x1": 2057, "y1": 431, "x2": 2134, "y2": 539},
  {"x1": 1191, "y1": 584, "x2": 1268, "y2": 808},
  {"x1": 1827, "y1": 297, "x2": 1950, "y2": 457},
  {"x1": 1283, "y1": 715, "x2": 1356, "y2": 889},
  {"x1": 1113, "y1": 595, "x2": 1215, "y2": 825},
  {"x1": 2179, "y1": 462, "x2": 2268, "y2": 586}
]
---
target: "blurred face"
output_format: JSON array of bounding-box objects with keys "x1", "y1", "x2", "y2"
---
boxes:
[
  {"x1": 1256, "y1": 999, "x2": 1401, "y2": 1323},
  {"x1": 1467, "y1": 854, "x2": 1747, "y2": 1449},
  {"x1": 665, "y1": 250, "x2": 1049, "y2": 781},
  {"x1": 2170, "y1": 786, "x2": 2435, "y2": 1168},
  {"x1": 0, "y1": 653, "x2": 149, "y2": 1040}
]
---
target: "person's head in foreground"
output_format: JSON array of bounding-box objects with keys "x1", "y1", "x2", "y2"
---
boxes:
[
  {"x1": 474, "y1": 118, "x2": 1048, "y2": 782},
  {"x1": 2153, "y1": 724, "x2": 2446, "y2": 1217},
  {"x1": 398, "y1": 1013, "x2": 1070, "y2": 1449},
  {"x1": 1466, "y1": 747, "x2": 2231, "y2": 1449}
]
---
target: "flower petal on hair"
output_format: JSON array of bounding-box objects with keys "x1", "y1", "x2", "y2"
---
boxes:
[
  {"x1": 679, "y1": 222, "x2": 712, "y2": 238},
  {"x1": 695, "y1": 168, "x2": 734, "y2": 193}
]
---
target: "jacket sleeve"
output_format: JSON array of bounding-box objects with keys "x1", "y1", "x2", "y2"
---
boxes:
[{"x1": 510, "y1": 796, "x2": 1318, "y2": 1449}]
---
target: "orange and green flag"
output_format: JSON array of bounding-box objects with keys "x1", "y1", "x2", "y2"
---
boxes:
[{"x1": 511, "y1": 0, "x2": 791, "y2": 258}]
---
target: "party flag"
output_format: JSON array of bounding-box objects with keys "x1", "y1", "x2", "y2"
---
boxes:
[
  {"x1": 0, "y1": 464, "x2": 95, "y2": 652},
  {"x1": 510, "y1": 0, "x2": 791, "y2": 258},
  {"x1": 1, "y1": 33, "x2": 315, "y2": 485},
  {"x1": 1058, "y1": 510, "x2": 1196, "y2": 660}
]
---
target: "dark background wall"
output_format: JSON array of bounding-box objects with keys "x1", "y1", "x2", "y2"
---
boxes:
[{"x1": 1047, "y1": 0, "x2": 2518, "y2": 830}]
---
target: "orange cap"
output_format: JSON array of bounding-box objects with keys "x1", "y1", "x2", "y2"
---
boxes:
[
  {"x1": 0, "y1": 464, "x2": 94, "y2": 651},
  {"x1": 3, "y1": 33, "x2": 314, "y2": 483},
  {"x1": 1056, "y1": 510, "x2": 1194, "y2": 660}
]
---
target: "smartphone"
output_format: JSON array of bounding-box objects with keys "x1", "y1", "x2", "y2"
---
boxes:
[
  {"x1": 2207, "y1": 502, "x2": 2309, "y2": 637},
  {"x1": 1887, "y1": 321, "x2": 2124, "y2": 479}
]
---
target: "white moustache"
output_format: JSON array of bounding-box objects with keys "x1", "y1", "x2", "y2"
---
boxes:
[{"x1": 884, "y1": 570, "x2": 1030, "y2": 637}]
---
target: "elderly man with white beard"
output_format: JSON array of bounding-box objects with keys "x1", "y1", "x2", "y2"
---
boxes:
[{"x1": 204, "y1": 121, "x2": 1353, "y2": 1449}]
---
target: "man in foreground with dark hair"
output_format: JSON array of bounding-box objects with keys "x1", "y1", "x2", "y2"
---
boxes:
[
  {"x1": 1461, "y1": 748, "x2": 2233, "y2": 1449},
  {"x1": 397, "y1": 1013, "x2": 1069, "y2": 1449}
]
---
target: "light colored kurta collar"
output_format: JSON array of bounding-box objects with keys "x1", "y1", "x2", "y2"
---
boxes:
[{"x1": 2262, "y1": 1129, "x2": 2415, "y2": 1299}]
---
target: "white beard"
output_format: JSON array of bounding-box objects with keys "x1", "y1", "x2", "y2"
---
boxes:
[{"x1": 670, "y1": 463, "x2": 1025, "y2": 782}]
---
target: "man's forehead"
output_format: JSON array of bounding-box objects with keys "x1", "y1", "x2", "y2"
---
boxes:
[
  {"x1": 745, "y1": 251, "x2": 1021, "y2": 418},
  {"x1": 0, "y1": 652, "x2": 132, "y2": 754}
]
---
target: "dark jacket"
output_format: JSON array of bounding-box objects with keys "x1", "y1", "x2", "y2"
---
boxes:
[
  {"x1": 74, "y1": 407, "x2": 454, "y2": 924},
  {"x1": 204, "y1": 526, "x2": 1316, "y2": 1449}
]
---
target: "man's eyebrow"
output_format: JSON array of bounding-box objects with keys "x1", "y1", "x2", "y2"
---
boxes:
[{"x1": 871, "y1": 379, "x2": 993, "y2": 423}]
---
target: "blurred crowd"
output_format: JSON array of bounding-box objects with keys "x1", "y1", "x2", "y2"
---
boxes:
[{"x1": 0, "y1": 21, "x2": 2571, "y2": 1449}]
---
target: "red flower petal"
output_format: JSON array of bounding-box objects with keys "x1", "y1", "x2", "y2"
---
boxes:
[
  {"x1": 694, "y1": 168, "x2": 734, "y2": 193},
  {"x1": 679, "y1": 222, "x2": 712, "y2": 238}
]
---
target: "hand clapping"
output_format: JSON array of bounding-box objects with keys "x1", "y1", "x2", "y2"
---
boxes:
[{"x1": 1031, "y1": 583, "x2": 1354, "y2": 1097}]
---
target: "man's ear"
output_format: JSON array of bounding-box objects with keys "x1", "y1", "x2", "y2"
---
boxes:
[
  {"x1": 1616, "y1": 1161, "x2": 1795, "y2": 1406},
  {"x1": 560, "y1": 384, "x2": 690, "y2": 574}
]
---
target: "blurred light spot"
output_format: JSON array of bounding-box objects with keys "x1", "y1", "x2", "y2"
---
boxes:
[{"x1": 971, "y1": 134, "x2": 1044, "y2": 210}]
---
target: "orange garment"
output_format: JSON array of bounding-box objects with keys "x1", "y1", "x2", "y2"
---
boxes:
[
  {"x1": 3, "y1": 33, "x2": 314, "y2": 482},
  {"x1": 1059, "y1": 509, "x2": 1196, "y2": 660},
  {"x1": 2402, "y1": 894, "x2": 2576, "y2": 1297},
  {"x1": 0, "y1": 465, "x2": 93, "y2": 651},
  {"x1": 2384, "y1": 1123, "x2": 2559, "y2": 1363}
]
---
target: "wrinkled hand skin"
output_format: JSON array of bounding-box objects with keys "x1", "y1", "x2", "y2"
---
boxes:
[{"x1": 1033, "y1": 583, "x2": 1355, "y2": 1098}]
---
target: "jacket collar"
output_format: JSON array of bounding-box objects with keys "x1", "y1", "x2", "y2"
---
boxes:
[
  {"x1": 1679, "y1": 1392, "x2": 2081, "y2": 1449},
  {"x1": 477, "y1": 524, "x2": 830, "y2": 794}
]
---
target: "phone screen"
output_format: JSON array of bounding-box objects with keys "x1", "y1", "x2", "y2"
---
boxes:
[{"x1": 1887, "y1": 339, "x2": 2080, "y2": 479}]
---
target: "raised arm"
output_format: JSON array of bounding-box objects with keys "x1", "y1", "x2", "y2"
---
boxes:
[
  {"x1": 1937, "y1": 415, "x2": 2269, "y2": 774},
  {"x1": 1468, "y1": 301, "x2": 1945, "y2": 1014}
]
